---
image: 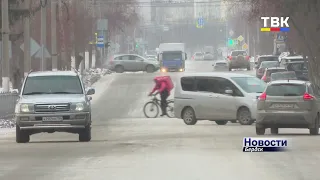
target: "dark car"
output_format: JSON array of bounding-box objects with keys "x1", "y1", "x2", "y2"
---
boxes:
[
  {"x1": 261, "y1": 67, "x2": 287, "y2": 82},
  {"x1": 255, "y1": 55, "x2": 279, "y2": 69},
  {"x1": 256, "y1": 61, "x2": 280, "y2": 79},
  {"x1": 285, "y1": 61, "x2": 308, "y2": 81}
]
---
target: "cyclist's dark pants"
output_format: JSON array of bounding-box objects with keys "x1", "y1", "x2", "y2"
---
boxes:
[{"x1": 160, "y1": 90, "x2": 169, "y2": 115}]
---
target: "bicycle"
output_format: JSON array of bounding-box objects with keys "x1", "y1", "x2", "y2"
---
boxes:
[{"x1": 143, "y1": 94, "x2": 174, "y2": 118}]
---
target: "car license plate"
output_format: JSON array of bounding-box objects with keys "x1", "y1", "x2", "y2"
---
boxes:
[
  {"x1": 42, "y1": 117, "x2": 63, "y2": 121},
  {"x1": 271, "y1": 104, "x2": 294, "y2": 108}
]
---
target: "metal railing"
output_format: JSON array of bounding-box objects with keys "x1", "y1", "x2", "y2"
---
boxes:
[{"x1": 0, "y1": 93, "x2": 18, "y2": 119}]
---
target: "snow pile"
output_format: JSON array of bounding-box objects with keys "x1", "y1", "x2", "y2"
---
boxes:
[
  {"x1": 82, "y1": 68, "x2": 113, "y2": 87},
  {"x1": 0, "y1": 118, "x2": 15, "y2": 128}
]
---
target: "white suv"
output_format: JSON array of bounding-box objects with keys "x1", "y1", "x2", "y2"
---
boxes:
[{"x1": 174, "y1": 72, "x2": 266, "y2": 125}]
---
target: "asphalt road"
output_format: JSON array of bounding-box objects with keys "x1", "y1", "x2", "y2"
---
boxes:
[{"x1": 0, "y1": 60, "x2": 320, "y2": 180}]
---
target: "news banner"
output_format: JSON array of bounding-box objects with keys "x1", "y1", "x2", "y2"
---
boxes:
[{"x1": 243, "y1": 137, "x2": 289, "y2": 152}]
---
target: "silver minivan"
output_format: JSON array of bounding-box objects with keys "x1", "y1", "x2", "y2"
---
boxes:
[{"x1": 174, "y1": 72, "x2": 266, "y2": 125}]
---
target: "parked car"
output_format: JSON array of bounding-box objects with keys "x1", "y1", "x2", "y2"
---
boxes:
[
  {"x1": 256, "y1": 80, "x2": 320, "y2": 135},
  {"x1": 254, "y1": 55, "x2": 279, "y2": 69},
  {"x1": 107, "y1": 54, "x2": 160, "y2": 73},
  {"x1": 212, "y1": 60, "x2": 228, "y2": 71},
  {"x1": 270, "y1": 71, "x2": 297, "y2": 81},
  {"x1": 256, "y1": 61, "x2": 280, "y2": 79},
  {"x1": 227, "y1": 50, "x2": 251, "y2": 71},
  {"x1": 285, "y1": 61, "x2": 309, "y2": 81},
  {"x1": 279, "y1": 55, "x2": 305, "y2": 67},
  {"x1": 261, "y1": 67, "x2": 287, "y2": 83},
  {"x1": 174, "y1": 72, "x2": 266, "y2": 125}
]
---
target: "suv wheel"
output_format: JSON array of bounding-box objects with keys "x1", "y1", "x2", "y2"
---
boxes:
[
  {"x1": 79, "y1": 125, "x2": 91, "y2": 142},
  {"x1": 182, "y1": 107, "x2": 197, "y2": 125},
  {"x1": 310, "y1": 114, "x2": 319, "y2": 135},
  {"x1": 16, "y1": 125, "x2": 30, "y2": 143},
  {"x1": 237, "y1": 107, "x2": 254, "y2": 125},
  {"x1": 256, "y1": 126, "x2": 265, "y2": 135},
  {"x1": 146, "y1": 65, "x2": 155, "y2": 73},
  {"x1": 271, "y1": 128, "x2": 279, "y2": 134}
]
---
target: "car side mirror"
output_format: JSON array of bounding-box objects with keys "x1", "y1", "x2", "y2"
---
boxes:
[
  {"x1": 86, "y1": 88, "x2": 95, "y2": 95},
  {"x1": 225, "y1": 89, "x2": 233, "y2": 95},
  {"x1": 88, "y1": 96, "x2": 92, "y2": 101}
]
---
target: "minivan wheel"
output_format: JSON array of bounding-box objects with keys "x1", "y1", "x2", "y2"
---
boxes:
[
  {"x1": 16, "y1": 125, "x2": 30, "y2": 143},
  {"x1": 146, "y1": 65, "x2": 155, "y2": 73},
  {"x1": 79, "y1": 125, "x2": 92, "y2": 142},
  {"x1": 256, "y1": 126, "x2": 265, "y2": 135},
  {"x1": 271, "y1": 128, "x2": 279, "y2": 135},
  {"x1": 230, "y1": 120, "x2": 237, "y2": 123},
  {"x1": 215, "y1": 120, "x2": 228, "y2": 125},
  {"x1": 229, "y1": 67, "x2": 232, "y2": 71},
  {"x1": 182, "y1": 107, "x2": 197, "y2": 125},
  {"x1": 309, "y1": 114, "x2": 319, "y2": 135},
  {"x1": 247, "y1": 65, "x2": 251, "y2": 70},
  {"x1": 115, "y1": 65, "x2": 124, "y2": 73},
  {"x1": 237, "y1": 107, "x2": 254, "y2": 125}
]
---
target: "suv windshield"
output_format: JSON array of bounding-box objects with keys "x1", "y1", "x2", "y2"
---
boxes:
[
  {"x1": 231, "y1": 51, "x2": 247, "y2": 56},
  {"x1": 266, "y1": 84, "x2": 305, "y2": 96},
  {"x1": 22, "y1": 76, "x2": 83, "y2": 95},
  {"x1": 231, "y1": 77, "x2": 266, "y2": 93},
  {"x1": 163, "y1": 51, "x2": 182, "y2": 61}
]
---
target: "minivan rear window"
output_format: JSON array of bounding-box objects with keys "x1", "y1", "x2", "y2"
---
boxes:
[{"x1": 266, "y1": 84, "x2": 306, "y2": 96}]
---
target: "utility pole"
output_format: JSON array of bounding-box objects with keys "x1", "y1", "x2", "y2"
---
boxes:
[
  {"x1": 51, "y1": 0, "x2": 57, "y2": 71},
  {"x1": 23, "y1": 0, "x2": 31, "y2": 77},
  {"x1": 40, "y1": 0, "x2": 47, "y2": 71},
  {"x1": 1, "y1": 0, "x2": 10, "y2": 92}
]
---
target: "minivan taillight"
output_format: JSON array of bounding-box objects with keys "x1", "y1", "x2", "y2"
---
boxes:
[
  {"x1": 246, "y1": 56, "x2": 250, "y2": 60},
  {"x1": 259, "y1": 92, "x2": 267, "y2": 100},
  {"x1": 228, "y1": 56, "x2": 232, "y2": 60},
  {"x1": 303, "y1": 93, "x2": 314, "y2": 100},
  {"x1": 261, "y1": 75, "x2": 267, "y2": 81},
  {"x1": 109, "y1": 56, "x2": 114, "y2": 64}
]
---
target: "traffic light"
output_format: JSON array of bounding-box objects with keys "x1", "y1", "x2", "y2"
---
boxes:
[
  {"x1": 228, "y1": 39, "x2": 234, "y2": 46},
  {"x1": 135, "y1": 42, "x2": 139, "y2": 48}
]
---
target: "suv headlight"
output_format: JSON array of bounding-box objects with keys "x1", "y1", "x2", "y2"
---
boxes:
[
  {"x1": 75, "y1": 103, "x2": 84, "y2": 111},
  {"x1": 18, "y1": 104, "x2": 30, "y2": 113}
]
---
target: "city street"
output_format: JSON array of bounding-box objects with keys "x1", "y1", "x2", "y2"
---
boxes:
[{"x1": 0, "y1": 60, "x2": 319, "y2": 180}]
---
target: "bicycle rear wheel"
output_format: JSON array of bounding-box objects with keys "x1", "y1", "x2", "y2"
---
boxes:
[
  {"x1": 166, "y1": 100, "x2": 174, "y2": 118},
  {"x1": 143, "y1": 101, "x2": 159, "y2": 118}
]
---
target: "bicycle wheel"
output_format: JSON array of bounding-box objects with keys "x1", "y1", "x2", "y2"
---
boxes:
[
  {"x1": 166, "y1": 100, "x2": 175, "y2": 118},
  {"x1": 143, "y1": 101, "x2": 159, "y2": 118}
]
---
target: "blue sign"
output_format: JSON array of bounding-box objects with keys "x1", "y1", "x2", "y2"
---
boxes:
[
  {"x1": 97, "y1": 36, "x2": 104, "y2": 48},
  {"x1": 198, "y1": 17, "x2": 204, "y2": 26}
]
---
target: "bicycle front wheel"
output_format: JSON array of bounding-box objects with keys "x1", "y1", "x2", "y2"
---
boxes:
[
  {"x1": 166, "y1": 101, "x2": 175, "y2": 118},
  {"x1": 143, "y1": 101, "x2": 159, "y2": 118}
]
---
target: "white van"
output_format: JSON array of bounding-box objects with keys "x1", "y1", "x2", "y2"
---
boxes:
[{"x1": 174, "y1": 72, "x2": 266, "y2": 125}]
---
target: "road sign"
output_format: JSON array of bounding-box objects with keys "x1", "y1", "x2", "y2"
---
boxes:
[
  {"x1": 242, "y1": 43, "x2": 248, "y2": 50},
  {"x1": 237, "y1": 35, "x2": 244, "y2": 42},
  {"x1": 197, "y1": 17, "x2": 204, "y2": 28},
  {"x1": 97, "y1": 36, "x2": 104, "y2": 48}
]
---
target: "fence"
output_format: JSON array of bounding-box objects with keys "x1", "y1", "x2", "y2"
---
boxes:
[{"x1": 0, "y1": 93, "x2": 18, "y2": 119}]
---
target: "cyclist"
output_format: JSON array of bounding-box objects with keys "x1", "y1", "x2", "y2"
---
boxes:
[{"x1": 148, "y1": 77, "x2": 171, "y2": 116}]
